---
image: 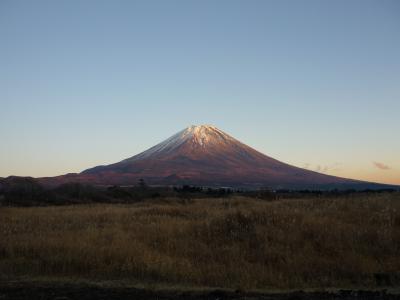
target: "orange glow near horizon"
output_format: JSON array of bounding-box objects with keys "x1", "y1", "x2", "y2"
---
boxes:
[{"x1": 314, "y1": 167, "x2": 400, "y2": 186}]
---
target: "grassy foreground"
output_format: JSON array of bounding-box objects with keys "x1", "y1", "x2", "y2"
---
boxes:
[{"x1": 0, "y1": 193, "x2": 399, "y2": 290}]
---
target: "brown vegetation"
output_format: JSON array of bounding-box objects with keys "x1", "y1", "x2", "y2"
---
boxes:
[{"x1": 1, "y1": 193, "x2": 399, "y2": 290}]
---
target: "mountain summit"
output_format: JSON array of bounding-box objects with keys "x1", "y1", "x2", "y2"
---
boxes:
[
  {"x1": 123, "y1": 124, "x2": 238, "y2": 160},
  {"x1": 75, "y1": 124, "x2": 374, "y2": 189}
]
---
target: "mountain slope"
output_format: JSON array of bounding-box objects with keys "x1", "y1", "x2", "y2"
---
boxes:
[{"x1": 75, "y1": 125, "x2": 375, "y2": 189}]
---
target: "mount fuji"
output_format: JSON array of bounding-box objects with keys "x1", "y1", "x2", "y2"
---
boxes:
[{"x1": 41, "y1": 125, "x2": 392, "y2": 189}]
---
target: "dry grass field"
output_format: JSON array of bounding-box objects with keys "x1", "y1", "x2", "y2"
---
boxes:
[{"x1": 1, "y1": 193, "x2": 399, "y2": 290}]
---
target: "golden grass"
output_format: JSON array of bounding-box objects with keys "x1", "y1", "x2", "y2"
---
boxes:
[{"x1": 1, "y1": 193, "x2": 399, "y2": 290}]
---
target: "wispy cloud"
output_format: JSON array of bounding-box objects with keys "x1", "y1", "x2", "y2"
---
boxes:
[
  {"x1": 303, "y1": 162, "x2": 341, "y2": 173},
  {"x1": 373, "y1": 162, "x2": 390, "y2": 170}
]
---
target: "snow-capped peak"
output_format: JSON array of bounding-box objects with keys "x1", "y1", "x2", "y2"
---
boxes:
[
  {"x1": 124, "y1": 124, "x2": 235, "y2": 161},
  {"x1": 183, "y1": 124, "x2": 232, "y2": 146}
]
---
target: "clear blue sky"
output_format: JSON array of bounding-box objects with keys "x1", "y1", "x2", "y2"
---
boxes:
[{"x1": 1, "y1": 0, "x2": 399, "y2": 184}]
